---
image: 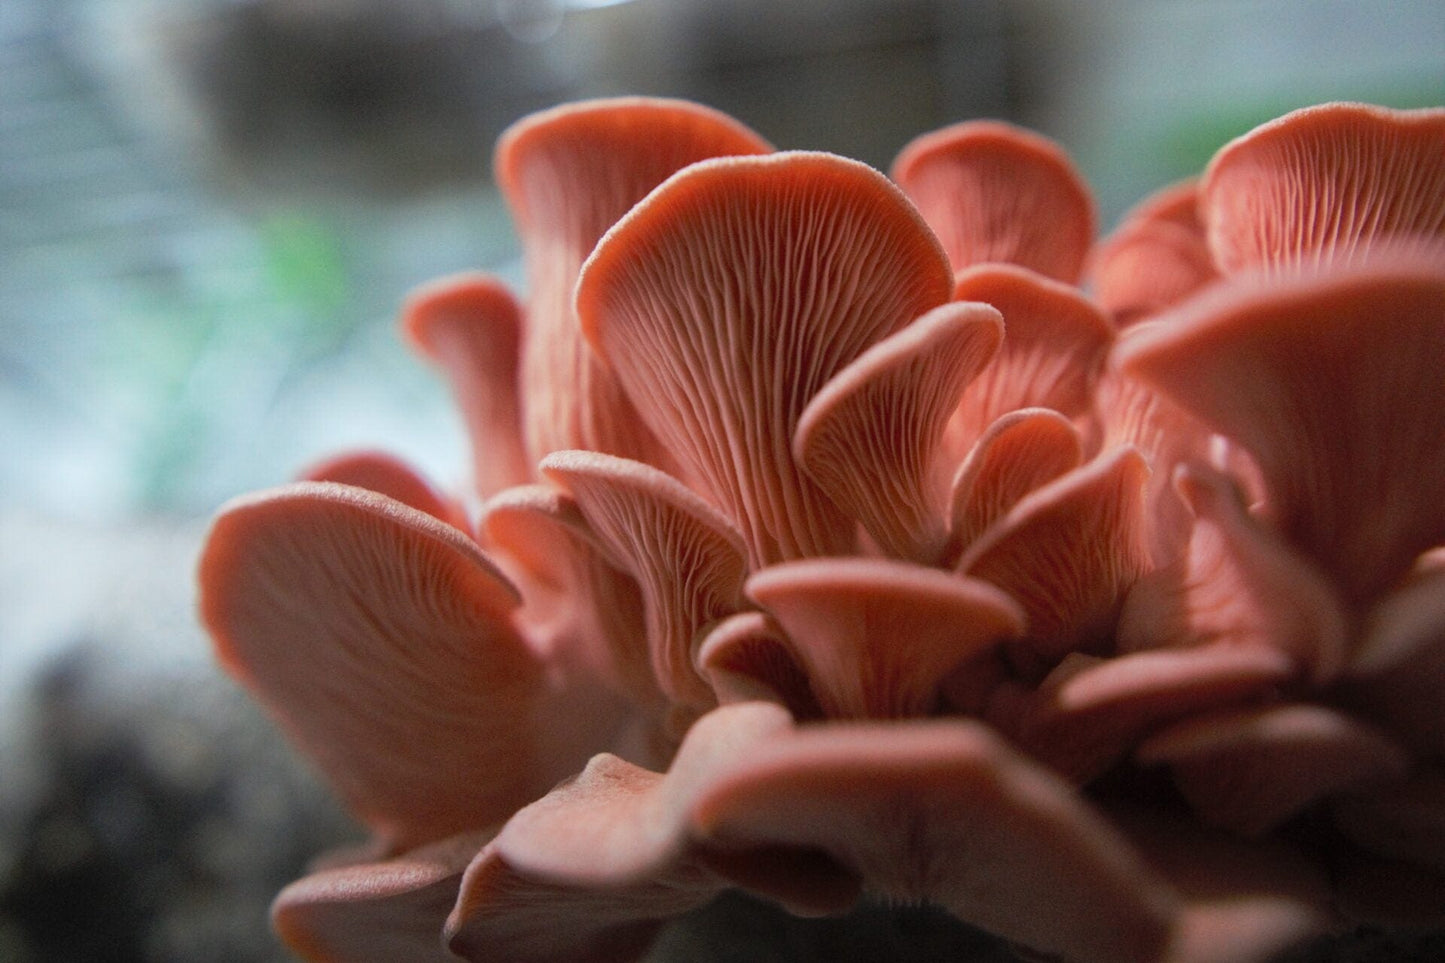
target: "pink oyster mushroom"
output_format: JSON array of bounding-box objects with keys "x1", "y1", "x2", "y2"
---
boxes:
[{"x1": 197, "y1": 98, "x2": 1445, "y2": 963}]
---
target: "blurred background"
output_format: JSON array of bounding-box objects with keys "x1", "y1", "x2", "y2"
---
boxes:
[{"x1": 2, "y1": 0, "x2": 1443, "y2": 959}]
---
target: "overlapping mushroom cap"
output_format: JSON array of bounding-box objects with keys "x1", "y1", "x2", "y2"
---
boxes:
[
  {"x1": 1106, "y1": 103, "x2": 1445, "y2": 926},
  {"x1": 198, "y1": 98, "x2": 1445, "y2": 963}
]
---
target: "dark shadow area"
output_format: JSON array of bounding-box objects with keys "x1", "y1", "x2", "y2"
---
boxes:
[{"x1": 0, "y1": 651, "x2": 358, "y2": 963}]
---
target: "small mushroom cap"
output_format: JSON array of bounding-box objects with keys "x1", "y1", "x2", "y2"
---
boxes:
[
  {"x1": 988, "y1": 644, "x2": 1295, "y2": 784},
  {"x1": 958, "y1": 446, "x2": 1152, "y2": 674},
  {"x1": 946, "y1": 263, "x2": 1115, "y2": 455},
  {"x1": 746, "y1": 557, "x2": 1025, "y2": 719},
  {"x1": 946, "y1": 407, "x2": 1084, "y2": 561},
  {"x1": 1091, "y1": 180, "x2": 1218, "y2": 326},
  {"x1": 298, "y1": 449, "x2": 468, "y2": 532},
  {"x1": 1093, "y1": 364, "x2": 1222, "y2": 566},
  {"x1": 696, "y1": 611, "x2": 823, "y2": 719},
  {"x1": 891, "y1": 118, "x2": 1097, "y2": 282},
  {"x1": 401, "y1": 271, "x2": 530, "y2": 497},
  {"x1": 795, "y1": 300, "x2": 1004, "y2": 564},
  {"x1": 478, "y1": 483, "x2": 654, "y2": 708},
  {"x1": 541, "y1": 450, "x2": 749, "y2": 709},
  {"x1": 495, "y1": 97, "x2": 773, "y2": 235}
]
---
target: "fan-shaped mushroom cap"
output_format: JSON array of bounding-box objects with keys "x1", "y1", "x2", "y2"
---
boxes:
[
  {"x1": 578, "y1": 150, "x2": 953, "y2": 567},
  {"x1": 891, "y1": 119, "x2": 1097, "y2": 282},
  {"x1": 986, "y1": 644, "x2": 1294, "y2": 785},
  {"x1": 541, "y1": 450, "x2": 750, "y2": 709},
  {"x1": 795, "y1": 300, "x2": 1003, "y2": 564},
  {"x1": 1201, "y1": 102, "x2": 1445, "y2": 275},
  {"x1": 696, "y1": 611, "x2": 824, "y2": 719},
  {"x1": 958, "y1": 447, "x2": 1151, "y2": 674},
  {"x1": 402, "y1": 271, "x2": 530, "y2": 497},
  {"x1": 746, "y1": 558, "x2": 1024, "y2": 719},
  {"x1": 444, "y1": 702, "x2": 859, "y2": 962},
  {"x1": 1092, "y1": 179, "x2": 1219, "y2": 326},
  {"x1": 691, "y1": 719, "x2": 1177, "y2": 963},
  {"x1": 496, "y1": 97, "x2": 772, "y2": 465},
  {"x1": 1116, "y1": 248, "x2": 1445, "y2": 603},
  {"x1": 946, "y1": 407, "x2": 1084, "y2": 561},
  {"x1": 482, "y1": 702, "x2": 794, "y2": 886},
  {"x1": 446, "y1": 805, "x2": 716, "y2": 963},
  {"x1": 479, "y1": 483, "x2": 655, "y2": 710},
  {"x1": 946, "y1": 263, "x2": 1115, "y2": 456},
  {"x1": 1118, "y1": 177, "x2": 1206, "y2": 232},
  {"x1": 199, "y1": 483, "x2": 617, "y2": 852}
]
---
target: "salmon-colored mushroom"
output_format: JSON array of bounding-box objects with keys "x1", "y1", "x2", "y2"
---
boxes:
[
  {"x1": 197, "y1": 97, "x2": 1445, "y2": 963},
  {"x1": 892, "y1": 119, "x2": 1097, "y2": 282}
]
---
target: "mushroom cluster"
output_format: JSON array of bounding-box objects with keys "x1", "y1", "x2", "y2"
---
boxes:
[{"x1": 198, "y1": 99, "x2": 1445, "y2": 963}]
